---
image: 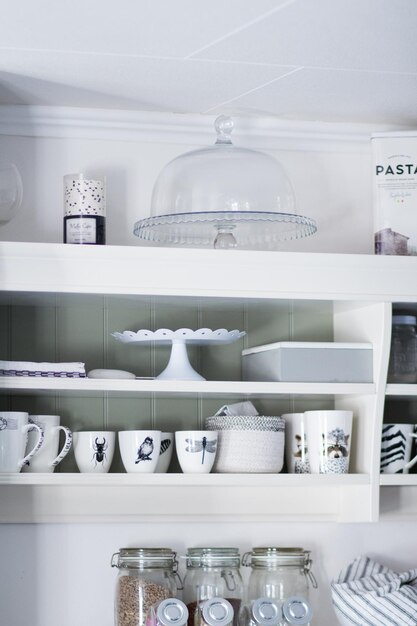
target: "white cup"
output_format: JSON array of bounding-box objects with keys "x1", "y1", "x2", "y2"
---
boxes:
[
  {"x1": 304, "y1": 410, "x2": 353, "y2": 474},
  {"x1": 118, "y1": 430, "x2": 161, "y2": 473},
  {"x1": 282, "y1": 413, "x2": 310, "y2": 474},
  {"x1": 155, "y1": 432, "x2": 174, "y2": 473},
  {"x1": 380, "y1": 423, "x2": 417, "y2": 474},
  {"x1": 0, "y1": 411, "x2": 44, "y2": 473},
  {"x1": 175, "y1": 430, "x2": 218, "y2": 473},
  {"x1": 73, "y1": 431, "x2": 115, "y2": 473},
  {"x1": 23, "y1": 415, "x2": 72, "y2": 473}
]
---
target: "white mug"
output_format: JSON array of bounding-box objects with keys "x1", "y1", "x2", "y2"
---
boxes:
[
  {"x1": 23, "y1": 415, "x2": 72, "y2": 473},
  {"x1": 304, "y1": 410, "x2": 353, "y2": 474},
  {"x1": 0, "y1": 411, "x2": 44, "y2": 473},
  {"x1": 118, "y1": 430, "x2": 161, "y2": 473},
  {"x1": 380, "y1": 423, "x2": 417, "y2": 474},
  {"x1": 282, "y1": 413, "x2": 310, "y2": 474},
  {"x1": 73, "y1": 431, "x2": 115, "y2": 473},
  {"x1": 175, "y1": 430, "x2": 218, "y2": 473},
  {"x1": 155, "y1": 432, "x2": 174, "y2": 473}
]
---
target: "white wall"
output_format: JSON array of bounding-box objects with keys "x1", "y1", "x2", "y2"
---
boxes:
[
  {"x1": 0, "y1": 109, "x2": 401, "y2": 626},
  {"x1": 0, "y1": 110, "x2": 374, "y2": 254}
]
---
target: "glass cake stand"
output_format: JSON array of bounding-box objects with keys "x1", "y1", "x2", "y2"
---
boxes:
[
  {"x1": 134, "y1": 116, "x2": 317, "y2": 250},
  {"x1": 111, "y1": 328, "x2": 245, "y2": 381}
]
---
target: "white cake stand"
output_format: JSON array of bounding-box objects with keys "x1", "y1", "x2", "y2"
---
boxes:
[{"x1": 111, "y1": 328, "x2": 245, "y2": 381}]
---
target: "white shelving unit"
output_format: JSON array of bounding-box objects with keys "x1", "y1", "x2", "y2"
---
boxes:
[{"x1": 2, "y1": 241, "x2": 417, "y2": 523}]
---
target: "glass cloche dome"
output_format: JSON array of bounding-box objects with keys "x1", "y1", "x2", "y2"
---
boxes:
[{"x1": 134, "y1": 116, "x2": 317, "y2": 250}]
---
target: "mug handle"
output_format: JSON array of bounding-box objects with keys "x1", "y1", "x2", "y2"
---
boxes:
[
  {"x1": 404, "y1": 433, "x2": 417, "y2": 470},
  {"x1": 20, "y1": 423, "x2": 44, "y2": 469},
  {"x1": 49, "y1": 426, "x2": 73, "y2": 468}
]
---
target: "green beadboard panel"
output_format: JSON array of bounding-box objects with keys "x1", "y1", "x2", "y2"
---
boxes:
[
  {"x1": 10, "y1": 305, "x2": 56, "y2": 362},
  {"x1": 0, "y1": 306, "x2": 10, "y2": 359},
  {"x1": 291, "y1": 300, "x2": 334, "y2": 341},
  {"x1": 0, "y1": 306, "x2": 10, "y2": 408},
  {"x1": 56, "y1": 396, "x2": 105, "y2": 431},
  {"x1": 107, "y1": 299, "x2": 152, "y2": 377},
  {"x1": 107, "y1": 397, "x2": 153, "y2": 431},
  {"x1": 0, "y1": 397, "x2": 10, "y2": 410},
  {"x1": 56, "y1": 305, "x2": 104, "y2": 373},
  {"x1": 199, "y1": 307, "x2": 245, "y2": 381},
  {"x1": 253, "y1": 397, "x2": 293, "y2": 416},
  {"x1": 9, "y1": 395, "x2": 58, "y2": 415},
  {"x1": 246, "y1": 300, "x2": 291, "y2": 349},
  {"x1": 291, "y1": 396, "x2": 335, "y2": 413},
  {"x1": 154, "y1": 397, "x2": 200, "y2": 431}
]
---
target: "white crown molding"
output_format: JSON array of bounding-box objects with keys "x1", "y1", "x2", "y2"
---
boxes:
[{"x1": 0, "y1": 105, "x2": 411, "y2": 152}]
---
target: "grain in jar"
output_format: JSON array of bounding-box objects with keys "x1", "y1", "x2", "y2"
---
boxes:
[{"x1": 111, "y1": 548, "x2": 182, "y2": 626}]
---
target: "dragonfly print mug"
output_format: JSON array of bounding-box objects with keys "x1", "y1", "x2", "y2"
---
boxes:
[{"x1": 175, "y1": 430, "x2": 218, "y2": 473}]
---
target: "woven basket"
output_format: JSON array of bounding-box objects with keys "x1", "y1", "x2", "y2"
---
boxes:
[
  {"x1": 211, "y1": 429, "x2": 284, "y2": 473},
  {"x1": 205, "y1": 415, "x2": 285, "y2": 432},
  {"x1": 205, "y1": 415, "x2": 285, "y2": 473}
]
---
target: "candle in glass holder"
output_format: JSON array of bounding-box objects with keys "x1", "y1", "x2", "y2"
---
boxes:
[{"x1": 63, "y1": 173, "x2": 106, "y2": 244}]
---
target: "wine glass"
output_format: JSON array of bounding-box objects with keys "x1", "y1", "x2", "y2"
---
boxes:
[{"x1": 0, "y1": 162, "x2": 23, "y2": 223}]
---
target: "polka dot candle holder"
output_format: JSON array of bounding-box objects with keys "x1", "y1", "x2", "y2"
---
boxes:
[{"x1": 63, "y1": 173, "x2": 106, "y2": 245}]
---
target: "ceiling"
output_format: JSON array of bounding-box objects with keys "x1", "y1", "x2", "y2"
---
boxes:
[{"x1": 1, "y1": 0, "x2": 417, "y2": 126}]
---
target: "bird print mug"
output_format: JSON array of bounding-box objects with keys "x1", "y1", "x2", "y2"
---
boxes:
[{"x1": 118, "y1": 430, "x2": 161, "y2": 473}]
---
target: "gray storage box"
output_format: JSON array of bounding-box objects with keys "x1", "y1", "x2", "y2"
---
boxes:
[{"x1": 242, "y1": 341, "x2": 373, "y2": 383}]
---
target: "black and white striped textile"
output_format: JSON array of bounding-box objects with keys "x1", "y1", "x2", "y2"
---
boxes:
[
  {"x1": 331, "y1": 555, "x2": 417, "y2": 626},
  {"x1": 0, "y1": 360, "x2": 86, "y2": 378},
  {"x1": 380, "y1": 424, "x2": 409, "y2": 473}
]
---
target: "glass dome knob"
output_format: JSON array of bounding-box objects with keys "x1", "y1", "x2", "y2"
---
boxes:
[{"x1": 214, "y1": 116, "x2": 234, "y2": 144}]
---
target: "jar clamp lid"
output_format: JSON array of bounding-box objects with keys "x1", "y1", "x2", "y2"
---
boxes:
[
  {"x1": 281, "y1": 597, "x2": 312, "y2": 625},
  {"x1": 186, "y1": 547, "x2": 241, "y2": 568},
  {"x1": 201, "y1": 598, "x2": 234, "y2": 626},
  {"x1": 157, "y1": 599, "x2": 189, "y2": 626},
  {"x1": 111, "y1": 548, "x2": 179, "y2": 570},
  {"x1": 242, "y1": 548, "x2": 317, "y2": 588},
  {"x1": 251, "y1": 598, "x2": 280, "y2": 626}
]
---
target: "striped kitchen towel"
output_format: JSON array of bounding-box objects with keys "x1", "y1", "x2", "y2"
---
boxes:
[
  {"x1": 0, "y1": 360, "x2": 86, "y2": 378},
  {"x1": 331, "y1": 555, "x2": 417, "y2": 626}
]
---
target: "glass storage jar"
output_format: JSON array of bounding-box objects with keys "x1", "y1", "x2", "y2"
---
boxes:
[
  {"x1": 241, "y1": 547, "x2": 316, "y2": 623},
  {"x1": 388, "y1": 315, "x2": 417, "y2": 383},
  {"x1": 182, "y1": 547, "x2": 244, "y2": 626},
  {"x1": 111, "y1": 548, "x2": 182, "y2": 626}
]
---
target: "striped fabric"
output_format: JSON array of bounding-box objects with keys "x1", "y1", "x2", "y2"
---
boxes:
[
  {"x1": 0, "y1": 360, "x2": 86, "y2": 378},
  {"x1": 331, "y1": 556, "x2": 417, "y2": 626}
]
